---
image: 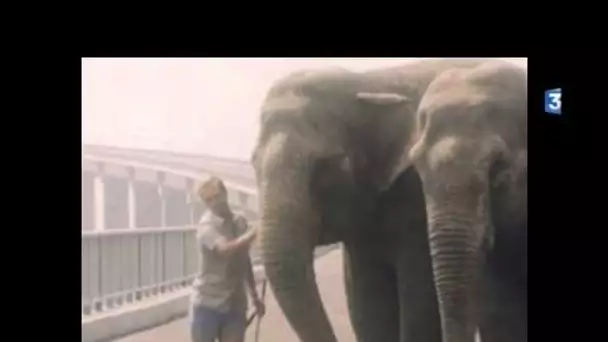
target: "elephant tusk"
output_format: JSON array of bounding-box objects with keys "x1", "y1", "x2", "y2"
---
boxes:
[{"x1": 356, "y1": 92, "x2": 409, "y2": 105}]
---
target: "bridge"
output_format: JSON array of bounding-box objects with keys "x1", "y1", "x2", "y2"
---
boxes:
[{"x1": 81, "y1": 144, "x2": 352, "y2": 342}]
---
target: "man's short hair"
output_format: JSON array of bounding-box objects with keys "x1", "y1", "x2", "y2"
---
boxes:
[{"x1": 198, "y1": 176, "x2": 227, "y2": 201}]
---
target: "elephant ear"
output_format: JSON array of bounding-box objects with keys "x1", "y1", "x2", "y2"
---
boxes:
[{"x1": 356, "y1": 91, "x2": 418, "y2": 191}]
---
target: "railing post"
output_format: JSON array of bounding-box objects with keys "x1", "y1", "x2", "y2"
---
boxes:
[
  {"x1": 93, "y1": 163, "x2": 105, "y2": 231},
  {"x1": 136, "y1": 234, "x2": 142, "y2": 301},
  {"x1": 158, "y1": 172, "x2": 167, "y2": 228},
  {"x1": 182, "y1": 230, "x2": 188, "y2": 287},
  {"x1": 127, "y1": 167, "x2": 137, "y2": 229},
  {"x1": 161, "y1": 231, "x2": 167, "y2": 293},
  {"x1": 186, "y1": 178, "x2": 195, "y2": 225}
]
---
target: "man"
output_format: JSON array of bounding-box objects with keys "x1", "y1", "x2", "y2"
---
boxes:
[{"x1": 190, "y1": 176, "x2": 265, "y2": 342}]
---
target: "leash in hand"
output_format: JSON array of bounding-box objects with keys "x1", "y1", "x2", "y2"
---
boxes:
[
  {"x1": 254, "y1": 280, "x2": 267, "y2": 342},
  {"x1": 246, "y1": 279, "x2": 268, "y2": 342}
]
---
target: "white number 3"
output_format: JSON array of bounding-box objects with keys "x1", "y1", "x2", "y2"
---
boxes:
[{"x1": 548, "y1": 93, "x2": 561, "y2": 110}]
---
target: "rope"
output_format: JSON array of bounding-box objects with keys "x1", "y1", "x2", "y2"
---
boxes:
[{"x1": 246, "y1": 279, "x2": 268, "y2": 341}]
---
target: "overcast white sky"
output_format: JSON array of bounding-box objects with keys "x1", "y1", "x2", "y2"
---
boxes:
[{"x1": 82, "y1": 58, "x2": 527, "y2": 161}]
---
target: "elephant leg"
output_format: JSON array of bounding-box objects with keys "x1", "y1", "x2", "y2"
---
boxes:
[
  {"x1": 396, "y1": 249, "x2": 442, "y2": 342},
  {"x1": 478, "y1": 272, "x2": 526, "y2": 342},
  {"x1": 343, "y1": 243, "x2": 399, "y2": 342},
  {"x1": 478, "y1": 239, "x2": 527, "y2": 342}
]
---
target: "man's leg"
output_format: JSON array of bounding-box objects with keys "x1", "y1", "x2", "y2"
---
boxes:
[
  {"x1": 190, "y1": 305, "x2": 221, "y2": 342},
  {"x1": 219, "y1": 311, "x2": 246, "y2": 342}
]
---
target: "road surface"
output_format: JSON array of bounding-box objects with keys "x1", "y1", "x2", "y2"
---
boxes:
[{"x1": 116, "y1": 247, "x2": 356, "y2": 342}]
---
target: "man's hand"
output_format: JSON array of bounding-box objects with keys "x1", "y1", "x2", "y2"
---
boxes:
[
  {"x1": 214, "y1": 225, "x2": 258, "y2": 257},
  {"x1": 253, "y1": 298, "x2": 266, "y2": 317},
  {"x1": 241, "y1": 225, "x2": 257, "y2": 244}
]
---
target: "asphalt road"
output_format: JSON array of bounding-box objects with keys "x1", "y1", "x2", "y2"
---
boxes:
[{"x1": 116, "y1": 248, "x2": 356, "y2": 342}]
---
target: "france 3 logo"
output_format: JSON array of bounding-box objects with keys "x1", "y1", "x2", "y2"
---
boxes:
[{"x1": 544, "y1": 88, "x2": 562, "y2": 115}]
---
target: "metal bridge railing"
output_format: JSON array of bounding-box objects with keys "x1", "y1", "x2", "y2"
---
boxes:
[
  {"x1": 82, "y1": 153, "x2": 264, "y2": 317},
  {"x1": 81, "y1": 223, "x2": 265, "y2": 317},
  {"x1": 81, "y1": 226, "x2": 198, "y2": 316}
]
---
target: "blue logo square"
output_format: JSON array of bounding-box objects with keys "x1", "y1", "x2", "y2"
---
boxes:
[{"x1": 545, "y1": 88, "x2": 562, "y2": 115}]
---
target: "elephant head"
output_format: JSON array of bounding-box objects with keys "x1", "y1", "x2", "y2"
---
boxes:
[
  {"x1": 406, "y1": 62, "x2": 527, "y2": 342},
  {"x1": 251, "y1": 68, "x2": 418, "y2": 342}
]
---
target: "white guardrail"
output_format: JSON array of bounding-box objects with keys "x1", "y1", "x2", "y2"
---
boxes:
[
  {"x1": 81, "y1": 154, "x2": 261, "y2": 317},
  {"x1": 81, "y1": 225, "x2": 264, "y2": 317}
]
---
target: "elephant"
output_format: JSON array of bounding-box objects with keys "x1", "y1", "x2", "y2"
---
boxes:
[
  {"x1": 342, "y1": 166, "x2": 442, "y2": 342},
  {"x1": 251, "y1": 58, "x2": 527, "y2": 342}
]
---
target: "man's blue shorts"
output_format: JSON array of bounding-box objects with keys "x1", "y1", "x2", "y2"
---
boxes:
[{"x1": 189, "y1": 304, "x2": 246, "y2": 342}]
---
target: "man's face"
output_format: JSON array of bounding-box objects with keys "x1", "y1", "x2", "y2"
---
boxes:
[{"x1": 203, "y1": 189, "x2": 231, "y2": 218}]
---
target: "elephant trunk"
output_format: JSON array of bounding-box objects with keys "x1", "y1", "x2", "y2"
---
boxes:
[
  {"x1": 425, "y1": 182, "x2": 490, "y2": 342},
  {"x1": 259, "y1": 162, "x2": 337, "y2": 342}
]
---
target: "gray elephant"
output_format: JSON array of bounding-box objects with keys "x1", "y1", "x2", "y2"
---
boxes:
[{"x1": 251, "y1": 59, "x2": 527, "y2": 342}]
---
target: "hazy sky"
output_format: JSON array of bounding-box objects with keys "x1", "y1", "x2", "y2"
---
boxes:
[{"x1": 82, "y1": 58, "x2": 527, "y2": 161}]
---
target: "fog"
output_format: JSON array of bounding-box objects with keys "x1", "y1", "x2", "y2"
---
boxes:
[{"x1": 82, "y1": 58, "x2": 527, "y2": 161}]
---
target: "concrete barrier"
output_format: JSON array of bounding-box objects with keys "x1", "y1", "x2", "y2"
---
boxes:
[
  {"x1": 82, "y1": 289, "x2": 191, "y2": 342},
  {"x1": 81, "y1": 266, "x2": 267, "y2": 342}
]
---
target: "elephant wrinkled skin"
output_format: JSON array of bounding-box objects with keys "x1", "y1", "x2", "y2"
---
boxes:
[{"x1": 251, "y1": 59, "x2": 527, "y2": 342}]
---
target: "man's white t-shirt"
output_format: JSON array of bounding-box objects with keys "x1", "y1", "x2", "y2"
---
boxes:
[{"x1": 191, "y1": 210, "x2": 251, "y2": 313}]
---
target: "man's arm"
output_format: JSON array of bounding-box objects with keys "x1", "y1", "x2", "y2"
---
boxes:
[
  {"x1": 213, "y1": 229, "x2": 256, "y2": 257},
  {"x1": 200, "y1": 224, "x2": 256, "y2": 258},
  {"x1": 237, "y1": 218, "x2": 264, "y2": 314},
  {"x1": 245, "y1": 255, "x2": 260, "y2": 302},
  {"x1": 245, "y1": 252, "x2": 265, "y2": 316},
  {"x1": 234, "y1": 217, "x2": 259, "y2": 300}
]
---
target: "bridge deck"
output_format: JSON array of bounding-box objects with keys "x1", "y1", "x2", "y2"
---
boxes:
[{"x1": 116, "y1": 248, "x2": 356, "y2": 342}]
